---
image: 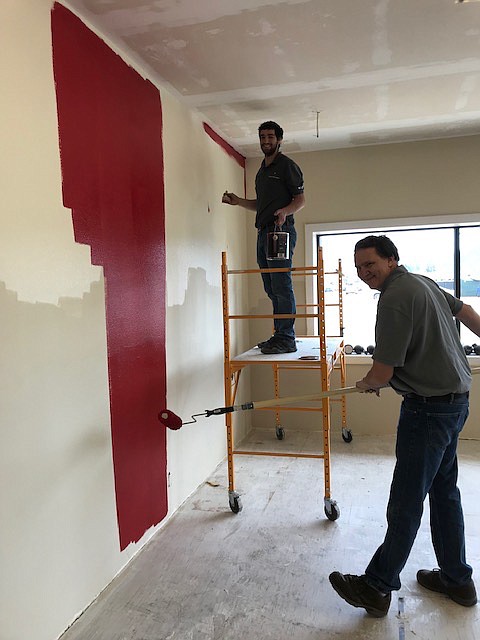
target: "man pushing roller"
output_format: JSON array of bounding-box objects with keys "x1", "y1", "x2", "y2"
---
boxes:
[{"x1": 330, "y1": 234, "x2": 480, "y2": 616}]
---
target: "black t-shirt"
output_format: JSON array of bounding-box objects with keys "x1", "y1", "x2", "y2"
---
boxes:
[{"x1": 254, "y1": 153, "x2": 304, "y2": 229}]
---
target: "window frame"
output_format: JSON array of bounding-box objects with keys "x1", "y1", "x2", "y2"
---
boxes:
[{"x1": 304, "y1": 212, "x2": 480, "y2": 355}]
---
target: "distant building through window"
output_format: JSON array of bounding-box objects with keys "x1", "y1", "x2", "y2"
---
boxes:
[{"x1": 305, "y1": 216, "x2": 480, "y2": 352}]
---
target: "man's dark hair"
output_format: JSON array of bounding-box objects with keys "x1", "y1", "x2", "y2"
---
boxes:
[
  {"x1": 258, "y1": 121, "x2": 284, "y2": 140},
  {"x1": 354, "y1": 235, "x2": 400, "y2": 261}
]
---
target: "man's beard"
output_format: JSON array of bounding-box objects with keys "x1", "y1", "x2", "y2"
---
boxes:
[{"x1": 263, "y1": 143, "x2": 279, "y2": 157}]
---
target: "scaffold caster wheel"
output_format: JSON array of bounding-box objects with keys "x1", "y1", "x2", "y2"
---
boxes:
[
  {"x1": 324, "y1": 498, "x2": 340, "y2": 521},
  {"x1": 276, "y1": 426, "x2": 285, "y2": 440},
  {"x1": 342, "y1": 428, "x2": 353, "y2": 443},
  {"x1": 229, "y1": 491, "x2": 243, "y2": 514}
]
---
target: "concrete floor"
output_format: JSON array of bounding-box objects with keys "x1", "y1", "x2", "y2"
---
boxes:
[{"x1": 60, "y1": 430, "x2": 480, "y2": 640}]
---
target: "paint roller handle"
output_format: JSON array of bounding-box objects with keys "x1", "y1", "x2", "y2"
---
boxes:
[
  {"x1": 205, "y1": 402, "x2": 255, "y2": 417},
  {"x1": 205, "y1": 387, "x2": 361, "y2": 416}
]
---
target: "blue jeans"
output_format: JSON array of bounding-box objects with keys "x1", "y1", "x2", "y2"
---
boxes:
[
  {"x1": 365, "y1": 394, "x2": 472, "y2": 593},
  {"x1": 257, "y1": 222, "x2": 297, "y2": 340}
]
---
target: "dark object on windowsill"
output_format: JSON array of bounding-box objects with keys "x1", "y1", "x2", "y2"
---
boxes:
[
  {"x1": 345, "y1": 344, "x2": 372, "y2": 355},
  {"x1": 464, "y1": 344, "x2": 480, "y2": 356}
]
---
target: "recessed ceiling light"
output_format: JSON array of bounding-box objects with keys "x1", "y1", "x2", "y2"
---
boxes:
[{"x1": 457, "y1": 0, "x2": 480, "y2": 4}]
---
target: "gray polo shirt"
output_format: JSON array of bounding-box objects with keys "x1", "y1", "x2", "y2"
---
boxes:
[
  {"x1": 373, "y1": 266, "x2": 471, "y2": 396},
  {"x1": 254, "y1": 153, "x2": 304, "y2": 229}
]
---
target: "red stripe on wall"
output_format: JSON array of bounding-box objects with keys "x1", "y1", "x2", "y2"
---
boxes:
[
  {"x1": 51, "y1": 3, "x2": 168, "y2": 549},
  {"x1": 203, "y1": 122, "x2": 245, "y2": 168}
]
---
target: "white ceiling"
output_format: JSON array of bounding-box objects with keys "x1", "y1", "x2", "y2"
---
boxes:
[{"x1": 64, "y1": 0, "x2": 480, "y2": 157}]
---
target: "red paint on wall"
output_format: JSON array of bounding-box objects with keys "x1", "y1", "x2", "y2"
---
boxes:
[
  {"x1": 203, "y1": 122, "x2": 245, "y2": 168},
  {"x1": 203, "y1": 122, "x2": 246, "y2": 196},
  {"x1": 51, "y1": 3, "x2": 167, "y2": 549}
]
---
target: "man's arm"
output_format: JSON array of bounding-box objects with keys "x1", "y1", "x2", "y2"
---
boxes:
[
  {"x1": 222, "y1": 191, "x2": 257, "y2": 211},
  {"x1": 455, "y1": 303, "x2": 480, "y2": 338},
  {"x1": 275, "y1": 193, "x2": 306, "y2": 226},
  {"x1": 356, "y1": 360, "x2": 394, "y2": 395}
]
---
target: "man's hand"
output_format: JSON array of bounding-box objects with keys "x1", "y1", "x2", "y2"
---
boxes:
[
  {"x1": 222, "y1": 191, "x2": 239, "y2": 206},
  {"x1": 355, "y1": 360, "x2": 394, "y2": 397},
  {"x1": 274, "y1": 208, "x2": 289, "y2": 226},
  {"x1": 274, "y1": 194, "x2": 305, "y2": 226},
  {"x1": 356, "y1": 379, "x2": 381, "y2": 396}
]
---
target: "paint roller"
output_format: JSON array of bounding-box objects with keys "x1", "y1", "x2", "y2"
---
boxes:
[
  {"x1": 158, "y1": 385, "x2": 360, "y2": 430},
  {"x1": 159, "y1": 367, "x2": 480, "y2": 430}
]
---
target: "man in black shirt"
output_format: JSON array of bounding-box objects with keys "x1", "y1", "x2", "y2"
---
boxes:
[{"x1": 222, "y1": 121, "x2": 305, "y2": 353}]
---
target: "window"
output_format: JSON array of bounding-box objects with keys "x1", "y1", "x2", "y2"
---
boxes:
[{"x1": 305, "y1": 214, "x2": 480, "y2": 351}]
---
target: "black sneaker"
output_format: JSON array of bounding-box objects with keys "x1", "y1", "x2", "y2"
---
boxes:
[
  {"x1": 260, "y1": 337, "x2": 297, "y2": 354},
  {"x1": 329, "y1": 572, "x2": 391, "y2": 617},
  {"x1": 416, "y1": 569, "x2": 477, "y2": 607},
  {"x1": 257, "y1": 336, "x2": 275, "y2": 349}
]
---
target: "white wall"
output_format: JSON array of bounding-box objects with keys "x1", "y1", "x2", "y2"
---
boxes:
[
  {"x1": 162, "y1": 92, "x2": 251, "y2": 512},
  {"x1": 0, "y1": 1, "x2": 248, "y2": 638}
]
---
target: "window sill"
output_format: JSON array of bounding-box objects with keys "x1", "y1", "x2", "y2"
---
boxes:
[
  {"x1": 344, "y1": 355, "x2": 374, "y2": 365},
  {"x1": 344, "y1": 354, "x2": 480, "y2": 366}
]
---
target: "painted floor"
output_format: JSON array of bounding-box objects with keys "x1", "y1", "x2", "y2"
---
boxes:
[{"x1": 60, "y1": 430, "x2": 480, "y2": 640}]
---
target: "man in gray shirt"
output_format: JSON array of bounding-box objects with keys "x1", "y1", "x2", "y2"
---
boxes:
[{"x1": 329, "y1": 234, "x2": 480, "y2": 617}]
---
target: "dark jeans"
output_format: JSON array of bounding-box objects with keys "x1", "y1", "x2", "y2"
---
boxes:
[
  {"x1": 365, "y1": 394, "x2": 472, "y2": 593},
  {"x1": 256, "y1": 222, "x2": 297, "y2": 340}
]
